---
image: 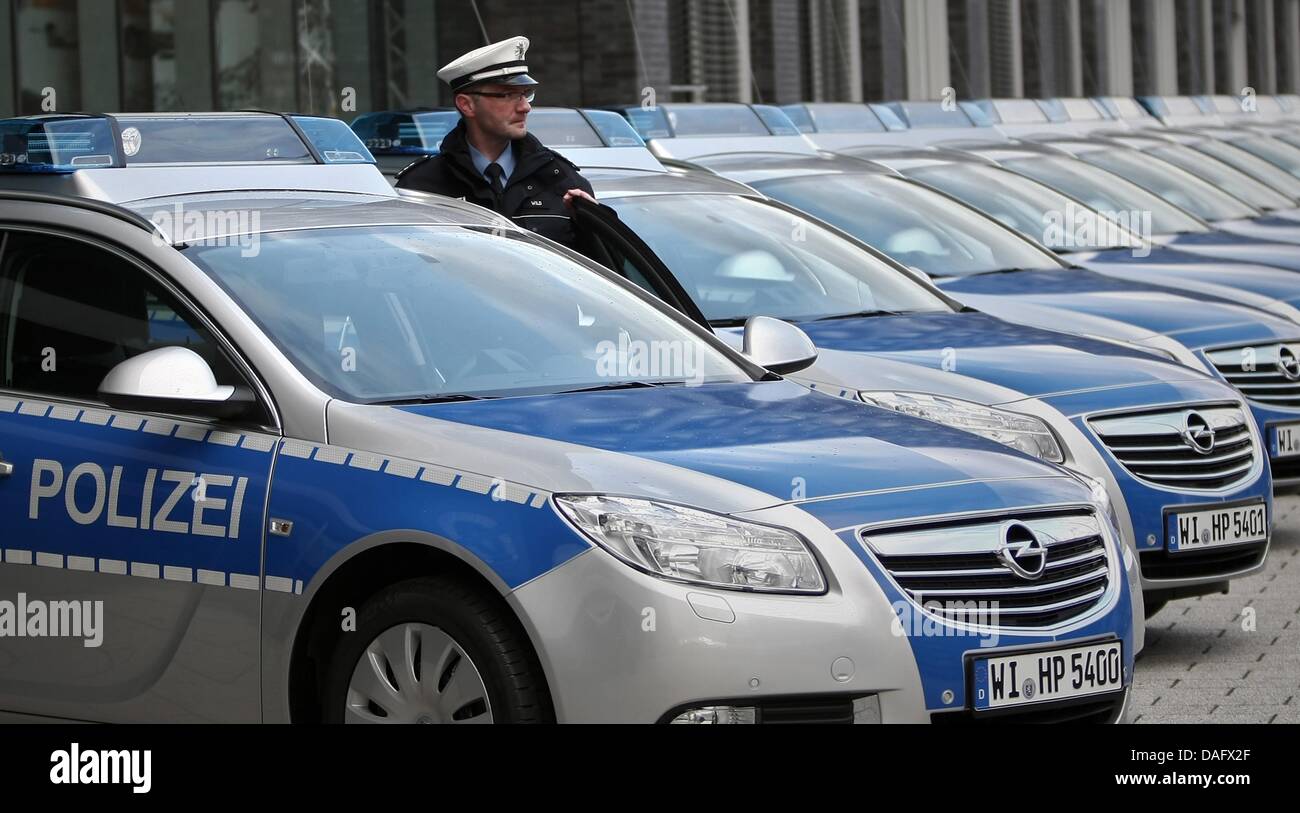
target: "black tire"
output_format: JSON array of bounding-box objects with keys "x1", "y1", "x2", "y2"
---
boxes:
[
  {"x1": 1143, "y1": 598, "x2": 1169, "y2": 620},
  {"x1": 321, "y1": 575, "x2": 552, "y2": 723}
]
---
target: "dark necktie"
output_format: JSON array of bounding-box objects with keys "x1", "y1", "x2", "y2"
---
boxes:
[{"x1": 485, "y1": 162, "x2": 505, "y2": 197}]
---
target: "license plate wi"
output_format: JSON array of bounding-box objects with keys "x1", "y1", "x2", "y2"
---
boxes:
[
  {"x1": 973, "y1": 641, "x2": 1123, "y2": 711},
  {"x1": 1167, "y1": 503, "x2": 1267, "y2": 553}
]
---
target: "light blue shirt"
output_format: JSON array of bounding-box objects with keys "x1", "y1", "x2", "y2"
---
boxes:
[{"x1": 468, "y1": 142, "x2": 515, "y2": 187}]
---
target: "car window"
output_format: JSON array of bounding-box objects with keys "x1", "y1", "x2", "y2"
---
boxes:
[
  {"x1": 1077, "y1": 149, "x2": 1259, "y2": 221},
  {"x1": 1228, "y1": 135, "x2": 1300, "y2": 178},
  {"x1": 1192, "y1": 138, "x2": 1300, "y2": 198},
  {"x1": 184, "y1": 225, "x2": 749, "y2": 402},
  {"x1": 600, "y1": 193, "x2": 953, "y2": 323},
  {"x1": 1004, "y1": 156, "x2": 1209, "y2": 234},
  {"x1": 750, "y1": 174, "x2": 1062, "y2": 278},
  {"x1": 906, "y1": 164, "x2": 1143, "y2": 251},
  {"x1": 0, "y1": 230, "x2": 245, "y2": 403},
  {"x1": 1147, "y1": 144, "x2": 1294, "y2": 210}
]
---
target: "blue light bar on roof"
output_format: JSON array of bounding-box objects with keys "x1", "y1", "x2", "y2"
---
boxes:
[
  {"x1": 291, "y1": 115, "x2": 376, "y2": 163},
  {"x1": 750, "y1": 105, "x2": 801, "y2": 135},
  {"x1": 0, "y1": 115, "x2": 123, "y2": 173},
  {"x1": 618, "y1": 106, "x2": 673, "y2": 140},
  {"x1": 579, "y1": 109, "x2": 646, "y2": 146},
  {"x1": 350, "y1": 110, "x2": 460, "y2": 155},
  {"x1": 779, "y1": 105, "x2": 815, "y2": 133},
  {"x1": 959, "y1": 100, "x2": 998, "y2": 126},
  {"x1": 1135, "y1": 96, "x2": 1167, "y2": 118}
]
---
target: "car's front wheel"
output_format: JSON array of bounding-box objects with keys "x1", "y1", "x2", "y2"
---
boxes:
[{"x1": 321, "y1": 575, "x2": 551, "y2": 724}]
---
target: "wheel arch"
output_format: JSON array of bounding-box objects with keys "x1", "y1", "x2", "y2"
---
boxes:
[{"x1": 281, "y1": 530, "x2": 554, "y2": 722}]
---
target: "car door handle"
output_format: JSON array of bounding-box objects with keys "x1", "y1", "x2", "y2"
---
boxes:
[{"x1": 0, "y1": 456, "x2": 12, "y2": 478}]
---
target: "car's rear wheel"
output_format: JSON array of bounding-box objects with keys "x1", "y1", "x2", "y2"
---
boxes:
[{"x1": 321, "y1": 575, "x2": 551, "y2": 724}]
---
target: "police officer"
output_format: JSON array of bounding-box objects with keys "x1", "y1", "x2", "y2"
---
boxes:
[{"x1": 396, "y1": 36, "x2": 596, "y2": 249}]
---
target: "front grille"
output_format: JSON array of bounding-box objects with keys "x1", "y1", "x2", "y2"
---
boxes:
[
  {"x1": 931, "y1": 692, "x2": 1125, "y2": 724},
  {"x1": 1089, "y1": 405, "x2": 1257, "y2": 490},
  {"x1": 865, "y1": 511, "x2": 1112, "y2": 630},
  {"x1": 1207, "y1": 343, "x2": 1300, "y2": 407},
  {"x1": 1139, "y1": 541, "x2": 1267, "y2": 580}
]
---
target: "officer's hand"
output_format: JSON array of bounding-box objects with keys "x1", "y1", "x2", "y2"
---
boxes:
[{"x1": 562, "y1": 188, "x2": 597, "y2": 209}]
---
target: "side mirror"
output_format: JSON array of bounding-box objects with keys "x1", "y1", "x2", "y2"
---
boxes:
[
  {"x1": 741, "y1": 316, "x2": 818, "y2": 375},
  {"x1": 99, "y1": 347, "x2": 257, "y2": 421}
]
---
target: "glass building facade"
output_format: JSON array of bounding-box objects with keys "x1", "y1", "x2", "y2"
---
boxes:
[{"x1": 2, "y1": 0, "x2": 1298, "y2": 116}]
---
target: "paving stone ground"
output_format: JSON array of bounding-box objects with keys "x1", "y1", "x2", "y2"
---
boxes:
[{"x1": 1132, "y1": 494, "x2": 1300, "y2": 723}]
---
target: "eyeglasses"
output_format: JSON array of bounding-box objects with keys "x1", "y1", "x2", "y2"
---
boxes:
[{"x1": 464, "y1": 89, "x2": 535, "y2": 104}]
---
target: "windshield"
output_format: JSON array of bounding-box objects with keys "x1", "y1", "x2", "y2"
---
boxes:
[
  {"x1": 905, "y1": 163, "x2": 1144, "y2": 251},
  {"x1": 602, "y1": 194, "x2": 952, "y2": 323},
  {"x1": 1147, "y1": 143, "x2": 1294, "y2": 210},
  {"x1": 186, "y1": 226, "x2": 748, "y2": 402},
  {"x1": 1004, "y1": 155, "x2": 1209, "y2": 234},
  {"x1": 1192, "y1": 138, "x2": 1300, "y2": 199},
  {"x1": 1225, "y1": 134, "x2": 1300, "y2": 179},
  {"x1": 749, "y1": 174, "x2": 1062, "y2": 278},
  {"x1": 1076, "y1": 148, "x2": 1260, "y2": 221}
]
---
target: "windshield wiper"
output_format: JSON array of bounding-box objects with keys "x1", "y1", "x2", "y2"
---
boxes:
[
  {"x1": 556, "y1": 381, "x2": 675, "y2": 395},
  {"x1": 968, "y1": 266, "x2": 1043, "y2": 277},
  {"x1": 365, "y1": 393, "x2": 491, "y2": 405},
  {"x1": 814, "y1": 308, "x2": 904, "y2": 321}
]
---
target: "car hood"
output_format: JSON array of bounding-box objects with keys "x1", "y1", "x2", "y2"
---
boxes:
[
  {"x1": 1213, "y1": 216, "x2": 1300, "y2": 246},
  {"x1": 1159, "y1": 230, "x2": 1300, "y2": 273},
  {"x1": 936, "y1": 267, "x2": 1300, "y2": 349},
  {"x1": 325, "y1": 380, "x2": 1068, "y2": 515},
  {"x1": 1068, "y1": 246, "x2": 1300, "y2": 314},
  {"x1": 750, "y1": 311, "x2": 1208, "y2": 401}
]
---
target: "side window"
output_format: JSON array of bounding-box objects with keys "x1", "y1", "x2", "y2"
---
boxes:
[
  {"x1": 601, "y1": 237, "x2": 659, "y2": 294},
  {"x1": 0, "y1": 231, "x2": 245, "y2": 405}
]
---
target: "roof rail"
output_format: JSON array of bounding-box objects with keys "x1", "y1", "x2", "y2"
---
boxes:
[{"x1": 0, "y1": 189, "x2": 166, "y2": 237}]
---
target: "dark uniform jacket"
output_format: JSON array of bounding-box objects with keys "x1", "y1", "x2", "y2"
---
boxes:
[{"x1": 394, "y1": 119, "x2": 594, "y2": 249}]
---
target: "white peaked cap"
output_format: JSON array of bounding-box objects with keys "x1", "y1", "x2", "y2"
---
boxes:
[{"x1": 437, "y1": 36, "x2": 538, "y2": 92}]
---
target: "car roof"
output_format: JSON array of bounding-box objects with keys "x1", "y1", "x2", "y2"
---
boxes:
[
  {"x1": 834, "y1": 144, "x2": 997, "y2": 170},
  {"x1": 120, "y1": 190, "x2": 515, "y2": 244},
  {"x1": 583, "y1": 166, "x2": 759, "y2": 198},
  {"x1": 677, "y1": 151, "x2": 898, "y2": 184},
  {"x1": 0, "y1": 164, "x2": 399, "y2": 204},
  {"x1": 1003, "y1": 136, "x2": 1108, "y2": 156}
]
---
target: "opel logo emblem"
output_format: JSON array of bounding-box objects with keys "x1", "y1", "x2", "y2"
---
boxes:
[
  {"x1": 1278, "y1": 345, "x2": 1300, "y2": 381},
  {"x1": 997, "y1": 521, "x2": 1048, "y2": 581},
  {"x1": 1181, "y1": 411, "x2": 1216, "y2": 455}
]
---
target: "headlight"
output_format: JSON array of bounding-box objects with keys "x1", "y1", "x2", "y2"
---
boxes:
[
  {"x1": 554, "y1": 495, "x2": 826, "y2": 593},
  {"x1": 1072, "y1": 472, "x2": 1121, "y2": 532},
  {"x1": 859, "y1": 391, "x2": 1065, "y2": 463}
]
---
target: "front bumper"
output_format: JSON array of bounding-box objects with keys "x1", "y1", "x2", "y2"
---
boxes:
[
  {"x1": 1243, "y1": 400, "x2": 1300, "y2": 491},
  {"x1": 510, "y1": 491, "x2": 1135, "y2": 723},
  {"x1": 1019, "y1": 380, "x2": 1274, "y2": 598}
]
